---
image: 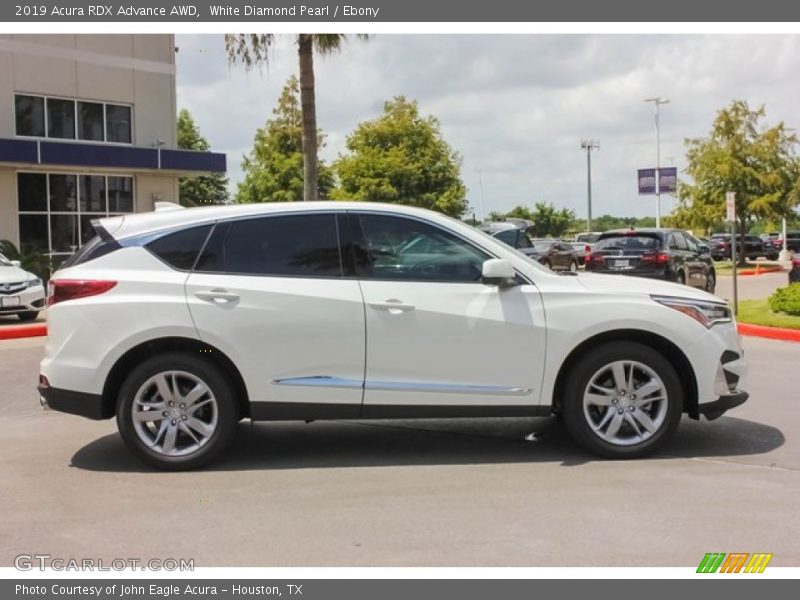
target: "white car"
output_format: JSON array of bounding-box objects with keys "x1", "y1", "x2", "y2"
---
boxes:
[
  {"x1": 0, "y1": 253, "x2": 45, "y2": 321},
  {"x1": 39, "y1": 202, "x2": 747, "y2": 469}
]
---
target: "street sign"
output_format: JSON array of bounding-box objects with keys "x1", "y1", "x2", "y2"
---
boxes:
[
  {"x1": 726, "y1": 192, "x2": 736, "y2": 222},
  {"x1": 638, "y1": 167, "x2": 677, "y2": 195}
]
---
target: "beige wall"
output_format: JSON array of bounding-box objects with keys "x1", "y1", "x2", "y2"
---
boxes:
[
  {"x1": 0, "y1": 34, "x2": 177, "y2": 147},
  {"x1": 136, "y1": 174, "x2": 179, "y2": 213},
  {"x1": 0, "y1": 168, "x2": 17, "y2": 244}
]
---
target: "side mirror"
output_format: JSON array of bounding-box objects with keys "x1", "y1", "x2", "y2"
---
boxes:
[
  {"x1": 481, "y1": 258, "x2": 516, "y2": 286},
  {"x1": 11, "y1": 260, "x2": 21, "y2": 268}
]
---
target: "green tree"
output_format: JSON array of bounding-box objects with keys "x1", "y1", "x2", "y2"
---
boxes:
[
  {"x1": 333, "y1": 97, "x2": 468, "y2": 217},
  {"x1": 527, "y1": 202, "x2": 575, "y2": 237},
  {"x1": 225, "y1": 34, "x2": 367, "y2": 201},
  {"x1": 235, "y1": 76, "x2": 334, "y2": 203},
  {"x1": 674, "y1": 100, "x2": 799, "y2": 249},
  {"x1": 176, "y1": 109, "x2": 229, "y2": 206}
]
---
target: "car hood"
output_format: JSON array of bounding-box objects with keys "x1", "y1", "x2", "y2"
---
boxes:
[
  {"x1": 575, "y1": 272, "x2": 723, "y2": 303},
  {"x1": 0, "y1": 265, "x2": 34, "y2": 284}
]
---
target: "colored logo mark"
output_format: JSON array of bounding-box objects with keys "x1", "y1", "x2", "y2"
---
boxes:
[{"x1": 697, "y1": 552, "x2": 773, "y2": 573}]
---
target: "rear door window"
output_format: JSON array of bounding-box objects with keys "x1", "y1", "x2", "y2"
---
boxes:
[{"x1": 196, "y1": 213, "x2": 343, "y2": 277}]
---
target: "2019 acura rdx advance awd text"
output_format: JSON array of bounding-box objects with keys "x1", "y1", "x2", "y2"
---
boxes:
[{"x1": 39, "y1": 203, "x2": 748, "y2": 469}]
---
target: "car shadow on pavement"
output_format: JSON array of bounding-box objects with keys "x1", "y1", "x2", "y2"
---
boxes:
[{"x1": 69, "y1": 414, "x2": 785, "y2": 473}]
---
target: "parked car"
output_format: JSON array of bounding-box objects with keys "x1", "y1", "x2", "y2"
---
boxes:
[
  {"x1": 571, "y1": 232, "x2": 602, "y2": 266},
  {"x1": 785, "y1": 231, "x2": 800, "y2": 254},
  {"x1": 575, "y1": 232, "x2": 602, "y2": 245},
  {"x1": 491, "y1": 228, "x2": 579, "y2": 271},
  {"x1": 528, "y1": 239, "x2": 580, "y2": 271},
  {"x1": 40, "y1": 202, "x2": 747, "y2": 469},
  {"x1": 709, "y1": 234, "x2": 778, "y2": 261},
  {"x1": 585, "y1": 228, "x2": 717, "y2": 293},
  {"x1": 790, "y1": 257, "x2": 800, "y2": 284},
  {"x1": 0, "y1": 253, "x2": 45, "y2": 321}
]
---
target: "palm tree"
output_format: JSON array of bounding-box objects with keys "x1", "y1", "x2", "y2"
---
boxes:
[{"x1": 225, "y1": 34, "x2": 366, "y2": 202}]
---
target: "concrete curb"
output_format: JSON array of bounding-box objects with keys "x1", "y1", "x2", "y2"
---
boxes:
[
  {"x1": 738, "y1": 322, "x2": 800, "y2": 343},
  {"x1": 0, "y1": 324, "x2": 47, "y2": 340}
]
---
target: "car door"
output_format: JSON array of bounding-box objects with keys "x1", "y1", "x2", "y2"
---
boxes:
[
  {"x1": 680, "y1": 232, "x2": 708, "y2": 289},
  {"x1": 348, "y1": 212, "x2": 547, "y2": 415},
  {"x1": 184, "y1": 212, "x2": 366, "y2": 418}
]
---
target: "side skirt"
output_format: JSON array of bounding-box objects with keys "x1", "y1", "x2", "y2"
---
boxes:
[{"x1": 249, "y1": 402, "x2": 551, "y2": 422}]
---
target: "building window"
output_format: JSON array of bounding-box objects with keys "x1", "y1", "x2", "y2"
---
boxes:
[
  {"x1": 106, "y1": 104, "x2": 132, "y2": 144},
  {"x1": 78, "y1": 101, "x2": 104, "y2": 141},
  {"x1": 15, "y1": 95, "x2": 45, "y2": 137},
  {"x1": 14, "y1": 94, "x2": 133, "y2": 144},
  {"x1": 17, "y1": 172, "x2": 135, "y2": 258}
]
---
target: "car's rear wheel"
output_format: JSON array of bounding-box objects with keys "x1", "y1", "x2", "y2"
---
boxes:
[
  {"x1": 116, "y1": 352, "x2": 238, "y2": 470},
  {"x1": 676, "y1": 271, "x2": 686, "y2": 285},
  {"x1": 562, "y1": 341, "x2": 683, "y2": 458},
  {"x1": 16, "y1": 311, "x2": 39, "y2": 322},
  {"x1": 569, "y1": 260, "x2": 578, "y2": 272},
  {"x1": 541, "y1": 259, "x2": 552, "y2": 270},
  {"x1": 706, "y1": 270, "x2": 716, "y2": 294}
]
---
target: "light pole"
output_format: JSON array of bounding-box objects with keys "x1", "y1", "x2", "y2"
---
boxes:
[
  {"x1": 644, "y1": 97, "x2": 670, "y2": 228},
  {"x1": 581, "y1": 140, "x2": 599, "y2": 231},
  {"x1": 475, "y1": 169, "x2": 486, "y2": 223}
]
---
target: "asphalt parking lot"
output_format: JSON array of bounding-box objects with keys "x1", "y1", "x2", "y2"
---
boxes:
[{"x1": 0, "y1": 333, "x2": 797, "y2": 567}]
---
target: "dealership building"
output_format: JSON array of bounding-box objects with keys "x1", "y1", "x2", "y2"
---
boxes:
[{"x1": 0, "y1": 34, "x2": 226, "y2": 263}]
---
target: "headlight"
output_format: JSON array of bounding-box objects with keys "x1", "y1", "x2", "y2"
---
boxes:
[
  {"x1": 27, "y1": 277, "x2": 42, "y2": 289},
  {"x1": 652, "y1": 295, "x2": 732, "y2": 328}
]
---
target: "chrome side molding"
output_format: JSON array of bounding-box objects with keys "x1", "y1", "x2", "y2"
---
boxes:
[{"x1": 273, "y1": 376, "x2": 531, "y2": 396}]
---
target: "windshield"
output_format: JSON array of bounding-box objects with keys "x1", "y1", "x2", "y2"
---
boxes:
[
  {"x1": 594, "y1": 235, "x2": 661, "y2": 252},
  {"x1": 576, "y1": 233, "x2": 600, "y2": 243}
]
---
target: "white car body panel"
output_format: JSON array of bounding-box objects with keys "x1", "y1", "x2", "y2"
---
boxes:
[
  {"x1": 39, "y1": 202, "x2": 746, "y2": 421},
  {"x1": 0, "y1": 258, "x2": 45, "y2": 315}
]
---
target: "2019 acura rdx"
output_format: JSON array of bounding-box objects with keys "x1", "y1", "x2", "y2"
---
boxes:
[{"x1": 39, "y1": 202, "x2": 748, "y2": 469}]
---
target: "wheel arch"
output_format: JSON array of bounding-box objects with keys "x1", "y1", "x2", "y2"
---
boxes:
[
  {"x1": 100, "y1": 337, "x2": 250, "y2": 419},
  {"x1": 551, "y1": 329, "x2": 700, "y2": 419}
]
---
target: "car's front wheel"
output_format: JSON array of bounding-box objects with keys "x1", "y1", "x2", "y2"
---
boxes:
[
  {"x1": 562, "y1": 341, "x2": 683, "y2": 458},
  {"x1": 116, "y1": 352, "x2": 238, "y2": 470},
  {"x1": 706, "y1": 270, "x2": 716, "y2": 294}
]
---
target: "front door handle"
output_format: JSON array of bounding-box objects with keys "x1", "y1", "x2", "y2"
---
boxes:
[
  {"x1": 368, "y1": 299, "x2": 415, "y2": 314},
  {"x1": 195, "y1": 289, "x2": 240, "y2": 304}
]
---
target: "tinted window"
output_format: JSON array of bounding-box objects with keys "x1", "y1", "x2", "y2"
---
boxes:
[
  {"x1": 15, "y1": 95, "x2": 45, "y2": 137},
  {"x1": 197, "y1": 214, "x2": 342, "y2": 277},
  {"x1": 669, "y1": 233, "x2": 687, "y2": 250},
  {"x1": 147, "y1": 225, "x2": 212, "y2": 271},
  {"x1": 595, "y1": 235, "x2": 662, "y2": 251},
  {"x1": 106, "y1": 104, "x2": 132, "y2": 143},
  {"x1": 683, "y1": 233, "x2": 699, "y2": 252},
  {"x1": 494, "y1": 229, "x2": 518, "y2": 246},
  {"x1": 354, "y1": 214, "x2": 488, "y2": 282},
  {"x1": 47, "y1": 98, "x2": 76, "y2": 139},
  {"x1": 17, "y1": 173, "x2": 47, "y2": 211},
  {"x1": 78, "y1": 101, "x2": 104, "y2": 141}
]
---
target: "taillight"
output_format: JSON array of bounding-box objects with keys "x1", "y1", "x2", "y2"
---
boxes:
[
  {"x1": 792, "y1": 258, "x2": 800, "y2": 268},
  {"x1": 641, "y1": 252, "x2": 670, "y2": 265},
  {"x1": 585, "y1": 244, "x2": 591, "y2": 254},
  {"x1": 585, "y1": 253, "x2": 604, "y2": 266},
  {"x1": 47, "y1": 279, "x2": 117, "y2": 306}
]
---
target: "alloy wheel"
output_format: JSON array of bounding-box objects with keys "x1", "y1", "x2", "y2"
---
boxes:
[
  {"x1": 582, "y1": 360, "x2": 669, "y2": 446},
  {"x1": 131, "y1": 370, "x2": 218, "y2": 457}
]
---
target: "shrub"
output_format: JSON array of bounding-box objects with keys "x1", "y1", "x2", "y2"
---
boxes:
[
  {"x1": 0, "y1": 240, "x2": 52, "y2": 283},
  {"x1": 768, "y1": 284, "x2": 800, "y2": 316}
]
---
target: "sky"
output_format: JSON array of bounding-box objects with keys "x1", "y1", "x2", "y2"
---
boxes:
[{"x1": 175, "y1": 34, "x2": 800, "y2": 220}]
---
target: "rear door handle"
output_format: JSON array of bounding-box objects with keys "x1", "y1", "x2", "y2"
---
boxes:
[
  {"x1": 368, "y1": 299, "x2": 415, "y2": 314},
  {"x1": 195, "y1": 289, "x2": 240, "y2": 304}
]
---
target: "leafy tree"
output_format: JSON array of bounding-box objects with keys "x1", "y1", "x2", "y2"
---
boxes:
[
  {"x1": 333, "y1": 97, "x2": 468, "y2": 217},
  {"x1": 674, "y1": 100, "x2": 799, "y2": 250},
  {"x1": 225, "y1": 34, "x2": 367, "y2": 201},
  {"x1": 487, "y1": 203, "x2": 575, "y2": 237},
  {"x1": 235, "y1": 76, "x2": 334, "y2": 203},
  {"x1": 176, "y1": 109, "x2": 229, "y2": 206}
]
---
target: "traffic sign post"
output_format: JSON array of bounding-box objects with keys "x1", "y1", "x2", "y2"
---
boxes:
[{"x1": 726, "y1": 192, "x2": 738, "y2": 316}]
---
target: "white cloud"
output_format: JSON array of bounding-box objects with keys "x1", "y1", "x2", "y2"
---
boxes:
[{"x1": 176, "y1": 33, "x2": 800, "y2": 219}]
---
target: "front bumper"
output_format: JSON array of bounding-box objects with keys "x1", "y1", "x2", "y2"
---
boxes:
[
  {"x1": 697, "y1": 391, "x2": 749, "y2": 420},
  {"x1": 0, "y1": 284, "x2": 45, "y2": 314}
]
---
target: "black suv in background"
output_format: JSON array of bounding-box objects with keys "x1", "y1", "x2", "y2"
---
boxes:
[
  {"x1": 709, "y1": 233, "x2": 778, "y2": 261},
  {"x1": 585, "y1": 228, "x2": 716, "y2": 292}
]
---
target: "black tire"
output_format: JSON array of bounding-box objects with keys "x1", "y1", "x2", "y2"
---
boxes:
[
  {"x1": 16, "y1": 311, "x2": 39, "y2": 322},
  {"x1": 116, "y1": 352, "x2": 239, "y2": 470},
  {"x1": 561, "y1": 341, "x2": 683, "y2": 459},
  {"x1": 569, "y1": 260, "x2": 578, "y2": 272},
  {"x1": 676, "y1": 271, "x2": 686, "y2": 285},
  {"x1": 768, "y1": 254, "x2": 779, "y2": 261},
  {"x1": 541, "y1": 259, "x2": 552, "y2": 270},
  {"x1": 706, "y1": 270, "x2": 716, "y2": 294}
]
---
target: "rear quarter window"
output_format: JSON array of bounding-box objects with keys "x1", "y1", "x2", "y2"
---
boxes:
[{"x1": 146, "y1": 224, "x2": 212, "y2": 271}]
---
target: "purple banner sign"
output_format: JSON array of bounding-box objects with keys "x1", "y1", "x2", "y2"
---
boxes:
[{"x1": 638, "y1": 167, "x2": 677, "y2": 195}]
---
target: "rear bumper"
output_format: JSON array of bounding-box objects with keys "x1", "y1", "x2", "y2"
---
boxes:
[
  {"x1": 698, "y1": 391, "x2": 748, "y2": 420},
  {"x1": 38, "y1": 384, "x2": 110, "y2": 420}
]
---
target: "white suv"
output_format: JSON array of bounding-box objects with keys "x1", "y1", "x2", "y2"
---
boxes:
[{"x1": 39, "y1": 202, "x2": 747, "y2": 469}]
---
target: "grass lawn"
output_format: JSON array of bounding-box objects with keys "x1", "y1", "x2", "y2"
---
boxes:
[{"x1": 737, "y1": 299, "x2": 800, "y2": 330}]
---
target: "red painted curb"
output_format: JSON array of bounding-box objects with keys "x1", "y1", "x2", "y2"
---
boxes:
[
  {"x1": 0, "y1": 324, "x2": 47, "y2": 340},
  {"x1": 738, "y1": 322, "x2": 800, "y2": 343}
]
